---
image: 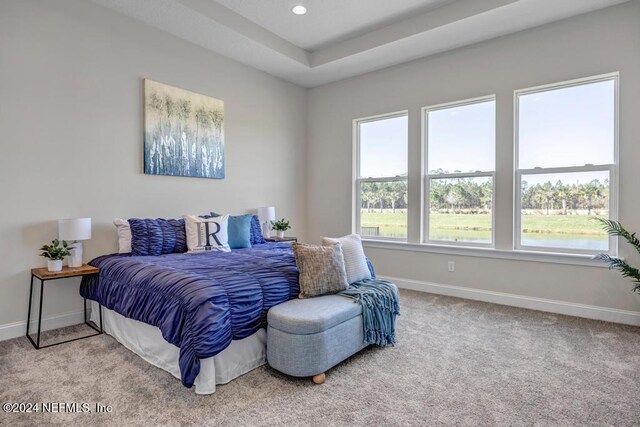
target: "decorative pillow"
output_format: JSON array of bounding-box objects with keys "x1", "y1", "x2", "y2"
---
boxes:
[
  {"x1": 210, "y1": 212, "x2": 252, "y2": 249},
  {"x1": 322, "y1": 234, "x2": 372, "y2": 284},
  {"x1": 250, "y1": 215, "x2": 265, "y2": 245},
  {"x1": 129, "y1": 219, "x2": 163, "y2": 256},
  {"x1": 128, "y1": 218, "x2": 187, "y2": 256},
  {"x1": 167, "y1": 218, "x2": 187, "y2": 253},
  {"x1": 115, "y1": 218, "x2": 186, "y2": 255},
  {"x1": 114, "y1": 218, "x2": 132, "y2": 254},
  {"x1": 183, "y1": 215, "x2": 231, "y2": 253},
  {"x1": 292, "y1": 242, "x2": 349, "y2": 299}
]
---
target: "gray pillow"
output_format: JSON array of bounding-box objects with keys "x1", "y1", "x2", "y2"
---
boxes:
[{"x1": 292, "y1": 242, "x2": 349, "y2": 299}]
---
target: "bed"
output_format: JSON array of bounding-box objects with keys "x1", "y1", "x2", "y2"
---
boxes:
[{"x1": 80, "y1": 242, "x2": 299, "y2": 394}]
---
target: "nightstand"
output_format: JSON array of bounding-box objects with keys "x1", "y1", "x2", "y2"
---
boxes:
[
  {"x1": 264, "y1": 236, "x2": 298, "y2": 243},
  {"x1": 26, "y1": 265, "x2": 102, "y2": 349}
]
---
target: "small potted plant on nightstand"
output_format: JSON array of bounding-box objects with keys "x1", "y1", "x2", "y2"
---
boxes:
[
  {"x1": 39, "y1": 239, "x2": 73, "y2": 272},
  {"x1": 271, "y1": 218, "x2": 291, "y2": 239}
]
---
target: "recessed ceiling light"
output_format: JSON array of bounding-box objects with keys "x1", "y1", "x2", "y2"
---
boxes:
[{"x1": 291, "y1": 5, "x2": 307, "y2": 15}]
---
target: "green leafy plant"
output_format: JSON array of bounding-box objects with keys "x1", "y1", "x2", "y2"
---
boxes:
[
  {"x1": 271, "y1": 218, "x2": 291, "y2": 232},
  {"x1": 39, "y1": 239, "x2": 73, "y2": 261},
  {"x1": 594, "y1": 218, "x2": 640, "y2": 293}
]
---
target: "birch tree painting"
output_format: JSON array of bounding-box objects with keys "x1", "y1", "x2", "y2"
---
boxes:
[{"x1": 144, "y1": 79, "x2": 225, "y2": 179}]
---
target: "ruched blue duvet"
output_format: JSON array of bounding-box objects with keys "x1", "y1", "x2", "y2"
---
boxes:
[{"x1": 80, "y1": 243, "x2": 299, "y2": 388}]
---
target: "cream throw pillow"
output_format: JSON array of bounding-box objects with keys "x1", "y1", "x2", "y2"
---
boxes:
[
  {"x1": 322, "y1": 234, "x2": 371, "y2": 284},
  {"x1": 114, "y1": 218, "x2": 132, "y2": 254},
  {"x1": 293, "y1": 242, "x2": 349, "y2": 299},
  {"x1": 183, "y1": 215, "x2": 231, "y2": 253}
]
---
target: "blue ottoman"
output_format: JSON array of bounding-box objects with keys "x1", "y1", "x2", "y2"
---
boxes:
[{"x1": 267, "y1": 295, "x2": 367, "y2": 384}]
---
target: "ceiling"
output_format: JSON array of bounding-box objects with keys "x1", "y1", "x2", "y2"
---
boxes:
[
  {"x1": 214, "y1": 0, "x2": 455, "y2": 51},
  {"x1": 92, "y1": 0, "x2": 631, "y2": 88}
]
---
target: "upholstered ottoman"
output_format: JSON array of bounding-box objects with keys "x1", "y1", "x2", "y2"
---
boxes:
[{"x1": 267, "y1": 295, "x2": 367, "y2": 384}]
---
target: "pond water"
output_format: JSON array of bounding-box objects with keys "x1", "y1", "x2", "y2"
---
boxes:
[
  {"x1": 412, "y1": 229, "x2": 609, "y2": 251},
  {"x1": 361, "y1": 212, "x2": 609, "y2": 251},
  {"x1": 520, "y1": 233, "x2": 608, "y2": 251}
]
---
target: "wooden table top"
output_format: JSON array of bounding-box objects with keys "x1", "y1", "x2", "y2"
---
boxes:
[
  {"x1": 265, "y1": 236, "x2": 297, "y2": 242},
  {"x1": 31, "y1": 265, "x2": 99, "y2": 280}
]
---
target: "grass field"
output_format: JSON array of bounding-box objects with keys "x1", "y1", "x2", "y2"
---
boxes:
[{"x1": 360, "y1": 211, "x2": 608, "y2": 242}]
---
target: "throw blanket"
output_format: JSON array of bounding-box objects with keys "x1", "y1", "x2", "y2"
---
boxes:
[
  {"x1": 80, "y1": 243, "x2": 299, "y2": 388},
  {"x1": 339, "y1": 279, "x2": 400, "y2": 346}
]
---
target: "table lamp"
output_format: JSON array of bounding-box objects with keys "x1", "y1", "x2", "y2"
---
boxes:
[
  {"x1": 257, "y1": 207, "x2": 275, "y2": 238},
  {"x1": 58, "y1": 218, "x2": 92, "y2": 267}
]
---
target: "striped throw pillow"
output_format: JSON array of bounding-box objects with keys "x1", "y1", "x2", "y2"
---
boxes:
[{"x1": 322, "y1": 234, "x2": 371, "y2": 284}]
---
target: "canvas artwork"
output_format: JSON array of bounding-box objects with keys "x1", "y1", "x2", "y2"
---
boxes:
[{"x1": 144, "y1": 79, "x2": 225, "y2": 179}]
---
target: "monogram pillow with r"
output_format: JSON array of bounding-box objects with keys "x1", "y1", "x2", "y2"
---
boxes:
[{"x1": 183, "y1": 215, "x2": 231, "y2": 253}]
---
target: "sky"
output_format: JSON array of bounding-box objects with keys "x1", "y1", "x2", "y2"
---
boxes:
[
  {"x1": 518, "y1": 79, "x2": 614, "y2": 169},
  {"x1": 359, "y1": 115, "x2": 408, "y2": 178},
  {"x1": 428, "y1": 99, "x2": 495, "y2": 173},
  {"x1": 359, "y1": 79, "x2": 615, "y2": 183}
]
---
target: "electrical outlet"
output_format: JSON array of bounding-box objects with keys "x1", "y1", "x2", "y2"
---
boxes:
[{"x1": 447, "y1": 261, "x2": 455, "y2": 272}]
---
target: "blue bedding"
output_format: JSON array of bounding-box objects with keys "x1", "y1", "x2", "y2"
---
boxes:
[{"x1": 80, "y1": 243, "x2": 299, "y2": 388}]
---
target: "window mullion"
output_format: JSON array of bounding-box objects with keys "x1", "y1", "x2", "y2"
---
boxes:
[
  {"x1": 518, "y1": 164, "x2": 612, "y2": 175},
  {"x1": 360, "y1": 176, "x2": 408, "y2": 183},
  {"x1": 427, "y1": 171, "x2": 494, "y2": 179}
]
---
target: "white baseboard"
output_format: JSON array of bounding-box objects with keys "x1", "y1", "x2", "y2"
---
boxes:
[
  {"x1": 0, "y1": 310, "x2": 85, "y2": 342},
  {"x1": 382, "y1": 275, "x2": 640, "y2": 326}
]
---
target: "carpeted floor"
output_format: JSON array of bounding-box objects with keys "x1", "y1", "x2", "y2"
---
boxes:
[{"x1": 1, "y1": 289, "x2": 639, "y2": 426}]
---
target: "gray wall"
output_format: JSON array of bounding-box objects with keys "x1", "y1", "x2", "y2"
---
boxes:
[
  {"x1": 0, "y1": 0, "x2": 307, "y2": 331},
  {"x1": 307, "y1": 2, "x2": 640, "y2": 313},
  {"x1": 2, "y1": 0, "x2": 639, "y2": 337}
]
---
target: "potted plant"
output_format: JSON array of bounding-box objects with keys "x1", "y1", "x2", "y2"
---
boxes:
[
  {"x1": 271, "y1": 218, "x2": 291, "y2": 239},
  {"x1": 595, "y1": 218, "x2": 640, "y2": 293},
  {"x1": 39, "y1": 239, "x2": 73, "y2": 272}
]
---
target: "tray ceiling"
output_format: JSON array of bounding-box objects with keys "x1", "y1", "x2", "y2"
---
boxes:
[{"x1": 92, "y1": 0, "x2": 631, "y2": 87}]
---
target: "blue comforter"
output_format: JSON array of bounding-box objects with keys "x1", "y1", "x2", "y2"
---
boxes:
[{"x1": 80, "y1": 243, "x2": 299, "y2": 388}]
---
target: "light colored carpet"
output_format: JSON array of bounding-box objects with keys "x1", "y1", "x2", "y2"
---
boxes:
[{"x1": 1, "y1": 289, "x2": 639, "y2": 426}]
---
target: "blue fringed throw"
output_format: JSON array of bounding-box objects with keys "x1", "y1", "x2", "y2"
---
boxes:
[{"x1": 339, "y1": 279, "x2": 400, "y2": 347}]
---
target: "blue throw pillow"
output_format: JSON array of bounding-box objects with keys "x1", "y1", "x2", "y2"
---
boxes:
[
  {"x1": 129, "y1": 218, "x2": 186, "y2": 256},
  {"x1": 210, "y1": 212, "x2": 252, "y2": 249},
  {"x1": 250, "y1": 215, "x2": 265, "y2": 244}
]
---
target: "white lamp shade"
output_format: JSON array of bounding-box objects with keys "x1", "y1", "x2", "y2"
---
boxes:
[
  {"x1": 58, "y1": 218, "x2": 92, "y2": 241},
  {"x1": 257, "y1": 207, "x2": 276, "y2": 222}
]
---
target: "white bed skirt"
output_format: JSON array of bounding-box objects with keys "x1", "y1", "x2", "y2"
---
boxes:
[{"x1": 90, "y1": 301, "x2": 266, "y2": 395}]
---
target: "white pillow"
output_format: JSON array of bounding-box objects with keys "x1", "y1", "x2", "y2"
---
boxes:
[
  {"x1": 114, "y1": 218, "x2": 132, "y2": 254},
  {"x1": 321, "y1": 234, "x2": 371, "y2": 284},
  {"x1": 183, "y1": 215, "x2": 231, "y2": 253}
]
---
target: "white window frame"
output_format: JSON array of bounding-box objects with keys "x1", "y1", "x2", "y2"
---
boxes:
[
  {"x1": 352, "y1": 110, "x2": 409, "y2": 242},
  {"x1": 514, "y1": 73, "x2": 619, "y2": 255},
  {"x1": 421, "y1": 95, "x2": 497, "y2": 248}
]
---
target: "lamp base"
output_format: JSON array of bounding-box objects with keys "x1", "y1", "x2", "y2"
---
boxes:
[
  {"x1": 68, "y1": 241, "x2": 83, "y2": 267},
  {"x1": 263, "y1": 222, "x2": 272, "y2": 238}
]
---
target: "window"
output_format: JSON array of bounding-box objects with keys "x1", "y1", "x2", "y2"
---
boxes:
[
  {"x1": 423, "y1": 97, "x2": 496, "y2": 246},
  {"x1": 515, "y1": 74, "x2": 617, "y2": 253},
  {"x1": 354, "y1": 112, "x2": 408, "y2": 240}
]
